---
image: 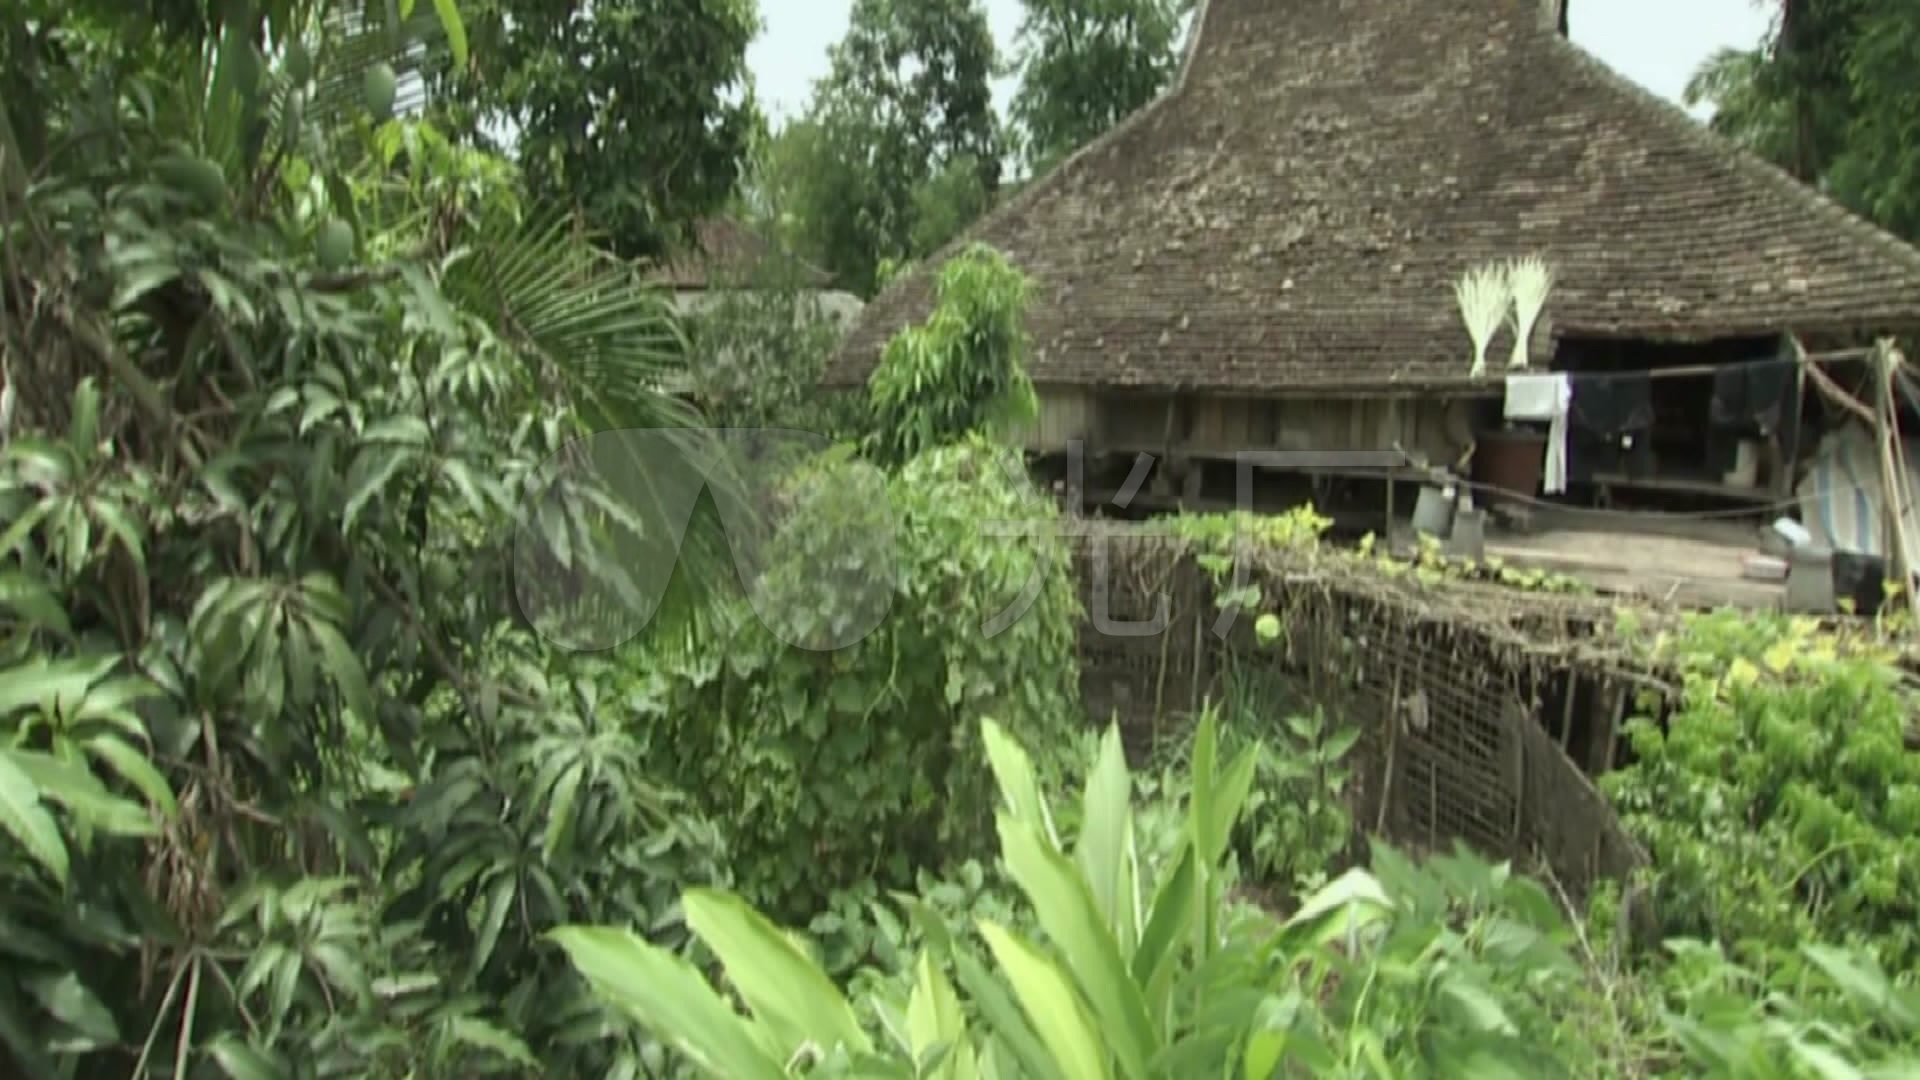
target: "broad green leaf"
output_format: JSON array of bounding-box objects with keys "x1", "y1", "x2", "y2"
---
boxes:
[
  {"x1": 951, "y1": 947, "x2": 1062, "y2": 1080},
  {"x1": 998, "y1": 816, "x2": 1155, "y2": 1077},
  {"x1": 1075, "y1": 724, "x2": 1135, "y2": 939},
  {"x1": 1801, "y1": 944, "x2": 1918, "y2": 1028},
  {"x1": 0, "y1": 572, "x2": 72, "y2": 637},
  {"x1": 23, "y1": 972, "x2": 117, "y2": 1046},
  {"x1": 470, "y1": 873, "x2": 515, "y2": 979},
  {"x1": 67, "y1": 379, "x2": 101, "y2": 456},
  {"x1": 6, "y1": 747, "x2": 152, "y2": 840},
  {"x1": 89, "y1": 496, "x2": 147, "y2": 571},
  {"x1": 306, "y1": 615, "x2": 376, "y2": 724},
  {"x1": 84, "y1": 736, "x2": 178, "y2": 818},
  {"x1": 341, "y1": 444, "x2": 415, "y2": 530},
  {"x1": 549, "y1": 925, "x2": 787, "y2": 1080},
  {"x1": 683, "y1": 888, "x2": 871, "y2": 1056},
  {"x1": 980, "y1": 719, "x2": 1054, "y2": 845},
  {"x1": 1188, "y1": 708, "x2": 1221, "y2": 857},
  {"x1": 543, "y1": 761, "x2": 584, "y2": 862},
  {"x1": 432, "y1": 0, "x2": 469, "y2": 69},
  {"x1": 0, "y1": 978, "x2": 58, "y2": 1079},
  {"x1": 976, "y1": 921, "x2": 1111, "y2": 1080},
  {"x1": 444, "y1": 1015, "x2": 539, "y2": 1068},
  {"x1": 1787, "y1": 1037, "x2": 1865, "y2": 1080},
  {"x1": 907, "y1": 952, "x2": 977, "y2": 1080},
  {"x1": 1283, "y1": 868, "x2": 1392, "y2": 947},
  {"x1": 1441, "y1": 975, "x2": 1517, "y2": 1035},
  {"x1": 1131, "y1": 843, "x2": 1196, "y2": 990},
  {"x1": 360, "y1": 415, "x2": 432, "y2": 446},
  {"x1": 400, "y1": 263, "x2": 459, "y2": 340},
  {"x1": 205, "y1": 1033, "x2": 288, "y2": 1080},
  {"x1": 0, "y1": 654, "x2": 114, "y2": 720},
  {"x1": 1202, "y1": 743, "x2": 1260, "y2": 870}
]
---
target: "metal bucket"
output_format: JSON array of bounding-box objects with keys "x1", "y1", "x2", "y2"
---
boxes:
[{"x1": 1411, "y1": 484, "x2": 1457, "y2": 538}]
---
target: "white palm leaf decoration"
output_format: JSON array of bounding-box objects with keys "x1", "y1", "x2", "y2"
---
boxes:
[
  {"x1": 1455, "y1": 263, "x2": 1511, "y2": 377},
  {"x1": 1505, "y1": 256, "x2": 1555, "y2": 370}
]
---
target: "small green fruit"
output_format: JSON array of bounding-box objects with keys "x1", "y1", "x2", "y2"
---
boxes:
[
  {"x1": 364, "y1": 62, "x2": 398, "y2": 120},
  {"x1": 281, "y1": 90, "x2": 305, "y2": 150},
  {"x1": 155, "y1": 154, "x2": 229, "y2": 211},
  {"x1": 316, "y1": 218, "x2": 354, "y2": 269},
  {"x1": 284, "y1": 41, "x2": 312, "y2": 85}
]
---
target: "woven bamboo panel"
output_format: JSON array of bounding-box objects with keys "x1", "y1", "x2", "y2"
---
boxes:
[{"x1": 1069, "y1": 529, "x2": 1649, "y2": 897}]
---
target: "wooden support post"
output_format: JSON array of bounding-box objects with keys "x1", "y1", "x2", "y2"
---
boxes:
[
  {"x1": 1601, "y1": 682, "x2": 1628, "y2": 773},
  {"x1": 1559, "y1": 671, "x2": 1579, "y2": 754},
  {"x1": 1385, "y1": 397, "x2": 1400, "y2": 542}
]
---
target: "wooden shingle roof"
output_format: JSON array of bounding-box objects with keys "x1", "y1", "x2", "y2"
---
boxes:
[{"x1": 826, "y1": 0, "x2": 1920, "y2": 393}]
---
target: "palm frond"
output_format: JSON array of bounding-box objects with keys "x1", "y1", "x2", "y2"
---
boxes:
[{"x1": 442, "y1": 215, "x2": 748, "y2": 648}]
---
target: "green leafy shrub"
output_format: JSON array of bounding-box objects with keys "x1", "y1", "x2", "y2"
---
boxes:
[
  {"x1": 635, "y1": 436, "x2": 1083, "y2": 921},
  {"x1": 865, "y1": 244, "x2": 1039, "y2": 466},
  {"x1": 1603, "y1": 611, "x2": 1920, "y2": 975}
]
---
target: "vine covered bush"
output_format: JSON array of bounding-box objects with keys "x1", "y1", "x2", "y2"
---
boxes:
[{"x1": 634, "y1": 435, "x2": 1084, "y2": 921}]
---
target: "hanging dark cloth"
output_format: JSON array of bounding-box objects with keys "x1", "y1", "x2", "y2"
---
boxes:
[
  {"x1": 1708, "y1": 354, "x2": 1801, "y2": 477},
  {"x1": 1831, "y1": 551, "x2": 1888, "y2": 618},
  {"x1": 1567, "y1": 371, "x2": 1656, "y2": 482}
]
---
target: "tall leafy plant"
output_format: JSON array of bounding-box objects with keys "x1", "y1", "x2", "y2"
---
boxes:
[
  {"x1": 866, "y1": 244, "x2": 1039, "y2": 466},
  {"x1": 551, "y1": 711, "x2": 1265, "y2": 1078}
]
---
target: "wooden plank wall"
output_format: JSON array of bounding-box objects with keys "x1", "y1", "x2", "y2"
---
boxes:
[{"x1": 1025, "y1": 388, "x2": 1474, "y2": 465}]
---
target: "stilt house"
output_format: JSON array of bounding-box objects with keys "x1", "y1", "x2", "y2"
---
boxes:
[{"x1": 823, "y1": 0, "x2": 1920, "y2": 554}]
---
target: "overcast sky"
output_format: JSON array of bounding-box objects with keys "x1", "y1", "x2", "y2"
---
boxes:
[{"x1": 748, "y1": 0, "x2": 1776, "y2": 124}]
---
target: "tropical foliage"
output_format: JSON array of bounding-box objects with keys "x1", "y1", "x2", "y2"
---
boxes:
[
  {"x1": 558, "y1": 714, "x2": 1920, "y2": 1078},
  {"x1": 1685, "y1": 0, "x2": 1920, "y2": 241},
  {"x1": 5, "y1": 0, "x2": 1920, "y2": 1076}
]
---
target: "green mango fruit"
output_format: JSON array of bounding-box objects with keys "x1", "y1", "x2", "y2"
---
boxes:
[
  {"x1": 364, "y1": 62, "x2": 398, "y2": 120},
  {"x1": 316, "y1": 219, "x2": 355, "y2": 269},
  {"x1": 154, "y1": 155, "x2": 229, "y2": 211}
]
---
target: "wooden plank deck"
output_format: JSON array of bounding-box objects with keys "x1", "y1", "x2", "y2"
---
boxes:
[{"x1": 1483, "y1": 527, "x2": 1786, "y2": 610}]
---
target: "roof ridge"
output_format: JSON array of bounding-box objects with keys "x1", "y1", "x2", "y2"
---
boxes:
[
  {"x1": 837, "y1": 0, "x2": 1220, "y2": 356},
  {"x1": 1542, "y1": 31, "x2": 1920, "y2": 281}
]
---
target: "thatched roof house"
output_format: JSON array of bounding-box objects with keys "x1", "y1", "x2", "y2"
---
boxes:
[{"x1": 825, "y1": 0, "x2": 1920, "y2": 399}]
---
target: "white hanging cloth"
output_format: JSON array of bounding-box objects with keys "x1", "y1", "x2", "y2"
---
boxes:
[{"x1": 1503, "y1": 372, "x2": 1571, "y2": 495}]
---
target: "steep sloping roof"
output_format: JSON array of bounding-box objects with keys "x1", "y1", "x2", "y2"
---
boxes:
[
  {"x1": 649, "y1": 219, "x2": 835, "y2": 290},
  {"x1": 826, "y1": 0, "x2": 1920, "y2": 392}
]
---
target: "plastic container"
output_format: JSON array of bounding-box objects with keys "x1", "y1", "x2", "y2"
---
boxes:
[{"x1": 1473, "y1": 427, "x2": 1548, "y2": 502}]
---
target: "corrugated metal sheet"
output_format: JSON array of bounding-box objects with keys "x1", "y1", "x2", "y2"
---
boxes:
[{"x1": 1795, "y1": 423, "x2": 1920, "y2": 564}]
